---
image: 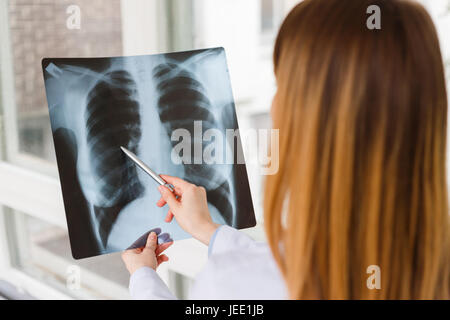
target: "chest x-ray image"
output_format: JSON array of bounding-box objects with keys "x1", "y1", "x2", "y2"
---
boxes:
[{"x1": 42, "y1": 48, "x2": 256, "y2": 259}]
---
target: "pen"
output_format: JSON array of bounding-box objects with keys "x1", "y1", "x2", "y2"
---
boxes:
[{"x1": 120, "y1": 146, "x2": 175, "y2": 193}]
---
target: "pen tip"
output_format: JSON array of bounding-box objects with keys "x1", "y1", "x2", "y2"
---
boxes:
[{"x1": 120, "y1": 146, "x2": 126, "y2": 152}]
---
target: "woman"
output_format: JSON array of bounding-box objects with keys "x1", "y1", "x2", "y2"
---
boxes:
[{"x1": 122, "y1": 0, "x2": 450, "y2": 299}]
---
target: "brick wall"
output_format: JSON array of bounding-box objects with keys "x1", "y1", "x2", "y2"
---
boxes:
[
  {"x1": 7, "y1": 0, "x2": 122, "y2": 159},
  {"x1": 8, "y1": 0, "x2": 123, "y2": 114}
]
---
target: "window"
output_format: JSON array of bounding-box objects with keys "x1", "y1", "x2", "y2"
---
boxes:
[
  {"x1": 421, "y1": 0, "x2": 450, "y2": 178},
  {"x1": 0, "y1": 0, "x2": 275, "y2": 299},
  {"x1": 192, "y1": 0, "x2": 300, "y2": 222},
  {"x1": 0, "y1": 0, "x2": 175, "y2": 299},
  {"x1": 5, "y1": 208, "x2": 129, "y2": 299},
  {"x1": 4, "y1": 1, "x2": 124, "y2": 176},
  {"x1": 261, "y1": 0, "x2": 275, "y2": 32}
]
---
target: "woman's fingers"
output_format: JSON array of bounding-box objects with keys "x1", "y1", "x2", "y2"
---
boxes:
[
  {"x1": 165, "y1": 211, "x2": 174, "y2": 222},
  {"x1": 156, "y1": 197, "x2": 166, "y2": 207},
  {"x1": 158, "y1": 185, "x2": 180, "y2": 210},
  {"x1": 156, "y1": 186, "x2": 182, "y2": 208},
  {"x1": 160, "y1": 175, "x2": 192, "y2": 190},
  {"x1": 156, "y1": 241, "x2": 173, "y2": 255},
  {"x1": 124, "y1": 247, "x2": 142, "y2": 255},
  {"x1": 144, "y1": 231, "x2": 157, "y2": 252},
  {"x1": 156, "y1": 184, "x2": 178, "y2": 223},
  {"x1": 157, "y1": 254, "x2": 169, "y2": 266}
]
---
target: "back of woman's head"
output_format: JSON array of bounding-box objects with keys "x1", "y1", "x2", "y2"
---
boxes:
[{"x1": 265, "y1": 0, "x2": 449, "y2": 299}]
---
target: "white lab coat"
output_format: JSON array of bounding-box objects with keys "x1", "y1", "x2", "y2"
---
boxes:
[{"x1": 129, "y1": 225, "x2": 287, "y2": 299}]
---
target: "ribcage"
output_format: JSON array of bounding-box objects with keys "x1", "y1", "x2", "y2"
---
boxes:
[
  {"x1": 153, "y1": 63, "x2": 234, "y2": 225},
  {"x1": 85, "y1": 70, "x2": 145, "y2": 246}
]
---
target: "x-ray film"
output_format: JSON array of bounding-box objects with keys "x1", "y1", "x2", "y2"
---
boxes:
[{"x1": 42, "y1": 48, "x2": 256, "y2": 259}]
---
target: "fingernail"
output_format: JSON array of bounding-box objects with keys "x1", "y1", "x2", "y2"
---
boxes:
[
  {"x1": 150, "y1": 232, "x2": 156, "y2": 239},
  {"x1": 158, "y1": 185, "x2": 164, "y2": 194}
]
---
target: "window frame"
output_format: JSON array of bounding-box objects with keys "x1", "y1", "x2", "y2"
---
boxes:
[{"x1": 0, "y1": 0, "x2": 209, "y2": 299}]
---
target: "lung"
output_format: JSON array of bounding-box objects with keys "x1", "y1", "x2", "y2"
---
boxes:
[
  {"x1": 153, "y1": 62, "x2": 234, "y2": 225},
  {"x1": 85, "y1": 70, "x2": 145, "y2": 246},
  {"x1": 53, "y1": 127, "x2": 101, "y2": 258}
]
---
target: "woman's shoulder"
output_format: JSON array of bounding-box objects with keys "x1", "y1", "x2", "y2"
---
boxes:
[{"x1": 190, "y1": 237, "x2": 287, "y2": 299}]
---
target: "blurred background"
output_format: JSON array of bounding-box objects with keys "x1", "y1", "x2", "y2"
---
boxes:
[{"x1": 0, "y1": 0, "x2": 449, "y2": 299}]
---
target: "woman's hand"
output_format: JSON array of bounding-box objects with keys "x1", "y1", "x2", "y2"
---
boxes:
[
  {"x1": 121, "y1": 231, "x2": 173, "y2": 275},
  {"x1": 156, "y1": 175, "x2": 220, "y2": 245}
]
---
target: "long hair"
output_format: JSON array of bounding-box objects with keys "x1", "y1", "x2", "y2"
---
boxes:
[{"x1": 264, "y1": 0, "x2": 450, "y2": 299}]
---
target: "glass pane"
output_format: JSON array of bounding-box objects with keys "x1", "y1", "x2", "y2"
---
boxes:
[
  {"x1": 260, "y1": 0, "x2": 274, "y2": 31},
  {"x1": 7, "y1": 0, "x2": 123, "y2": 162},
  {"x1": 5, "y1": 209, "x2": 130, "y2": 299}
]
